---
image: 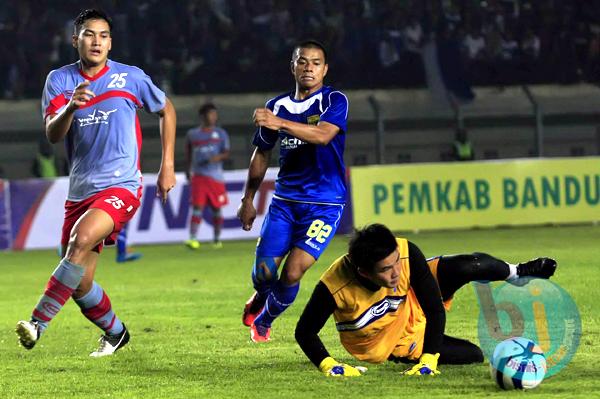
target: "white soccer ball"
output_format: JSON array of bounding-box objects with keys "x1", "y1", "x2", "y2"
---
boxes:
[{"x1": 489, "y1": 337, "x2": 546, "y2": 390}]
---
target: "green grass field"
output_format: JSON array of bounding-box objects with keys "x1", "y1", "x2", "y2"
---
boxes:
[{"x1": 1, "y1": 225, "x2": 599, "y2": 398}]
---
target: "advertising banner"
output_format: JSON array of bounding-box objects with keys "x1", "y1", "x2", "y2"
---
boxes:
[
  {"x1": 350, "y1": 157, "x2": 600, "y2": 231},
  {"x1": 9, "y1": 170, "x2": 278, "y2": 250},
  {"x1": 0, "y1": 180, "x2": 9, "y2": 250},
  {"x1": 5, "y1": 169, "x2": 353, "y2": 250}
]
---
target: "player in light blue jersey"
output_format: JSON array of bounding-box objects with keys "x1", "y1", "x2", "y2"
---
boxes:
[
  {"x1": 185, "y1": 103, "x2": 230, "y2": 249},
  {"x1": 238, "y1": 40, "x2": 349, "y2": 342},
  {"x1": 16, "y1": 9, "x2": 176, "y2": 357}
]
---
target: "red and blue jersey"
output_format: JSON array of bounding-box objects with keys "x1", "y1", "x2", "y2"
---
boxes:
[
  {"x1": 252, "y1": 86, "x2": 348, "y2": 205},
  {"x1": 41, "y1": 59, "x2": 166, "y2": 201},
  {"x1": 186, "y1": 126, "x2": 230, "y2": 182}
]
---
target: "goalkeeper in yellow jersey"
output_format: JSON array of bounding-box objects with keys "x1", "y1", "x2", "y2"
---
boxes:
[{"x1": 295, "y1": 223, "x2": 557, "y2": 377}]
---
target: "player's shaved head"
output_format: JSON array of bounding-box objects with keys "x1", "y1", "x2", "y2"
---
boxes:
[
  {"x1": 74, "y1": 9, "x2": 113, "y2": 35},
  {"x1": 348, "y1": 224, "x2": 398, "y2": 272},
  {"x1": 292, "y1": 40, "x2": 328, "y2": 64}
]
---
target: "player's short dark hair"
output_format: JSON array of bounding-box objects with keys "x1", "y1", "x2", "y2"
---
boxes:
[
  {"x1": 74, "y1": 9, "x2": 113, "y2": 35},
  {"x1": 348, "y1": 224, "x2": 398, "y2": 272},
  {"x1": 292, "y1": 40, "x2": 328, "y2": 64},
  {"x1": 198, "y1": 103, "x2": 217, "y2": 116}
]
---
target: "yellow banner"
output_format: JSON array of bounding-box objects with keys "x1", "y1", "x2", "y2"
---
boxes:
[{"x1": 350, "y1": 157, "x2": 600, "y2": 230}]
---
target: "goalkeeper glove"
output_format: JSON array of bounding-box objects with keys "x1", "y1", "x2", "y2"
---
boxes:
[
  {"x1": 401, "y1": 353, "x2": 441, "y2": 376},
  {"x1": 318, "y1": 356, "x2": 367, "y2": 377}
]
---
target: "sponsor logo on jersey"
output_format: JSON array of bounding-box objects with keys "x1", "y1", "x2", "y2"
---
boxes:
[
  {"x1": 371, "y1": 300, "x2": 391, "y2": 316},
  {"x1": 304, "y1": 237, "x2": 321, "y2": 251},
  {"x1": 307, "y1": 115, "x2": 320, "y2": 125},
  {"x1": 77, "y1": 108, "x2": 117, "y2": 127},
  {"x1": 281, "y1": 136, "x2": 306, "y2": 149},
  {"x1": 336, "y1": 295, "x2": 406, "y2": 331}
]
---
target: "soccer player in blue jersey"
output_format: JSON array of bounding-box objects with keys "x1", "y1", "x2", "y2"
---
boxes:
[
  {"x1": 15, "y1": 9, "x2": 176, "y2": 356},
  {"x1": 237, "y1": 40, "x2": 349, "y2": 342},
  {"x1": 184, "y1": 103, "x2": 230, "y2": 249}
]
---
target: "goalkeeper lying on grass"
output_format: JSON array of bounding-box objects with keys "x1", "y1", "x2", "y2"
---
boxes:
[{"x1": 295, "y1": 223, "x2": 557, "y2": 377}]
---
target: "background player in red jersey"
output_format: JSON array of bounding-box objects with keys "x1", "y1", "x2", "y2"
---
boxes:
[
  {"x1": 15, "y1": 9, "x2": 176, "y2": 357},
  {"x1": 184, "y1": 103, "x2": 230, "y2": 249}
]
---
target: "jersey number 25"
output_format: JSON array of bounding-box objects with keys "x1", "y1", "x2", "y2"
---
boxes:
[{"x1": 108, "y1": 73, "x2": 128, "y2": 88}]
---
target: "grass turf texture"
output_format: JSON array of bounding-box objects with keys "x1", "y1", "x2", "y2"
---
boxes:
[{"x1": 1, "y1": 225, "x2": 598, "y2": 398}]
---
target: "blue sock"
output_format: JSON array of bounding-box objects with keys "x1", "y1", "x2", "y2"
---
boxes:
[
  {"x1": 116, "y1": 228, "x2": 127, "y2": 258},
  {"x1": 254, "y1": 280, "x2": 300, "y2": 328},
  {"x1": 251, "y1": 279, "x2": 276, "y2": 312}
]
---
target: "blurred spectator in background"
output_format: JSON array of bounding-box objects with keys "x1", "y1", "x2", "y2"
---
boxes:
[
  {"x1": 462, "y1": 25, "x2": 488, "y2": 84},
  {"x1": 437, "y1": 22, "x2": 475, "y2": 102},
  {"x1": 1, "y1": 0, "x2": 599, "y2": 97},
  {"x1": 587, "y1": 24, "x2": 600, "y2": 83},
  {"x1": 453, "y1": 128, "x2": 474, "y2": 161},
  {"x1": 32, "y1": 138, "x2": 59, "y2": 178},
  {"x1": 520, "y1": 28, "x2": 541, "y2": 83}
]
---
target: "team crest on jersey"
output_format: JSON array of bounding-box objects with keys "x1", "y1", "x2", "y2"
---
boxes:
[
  {"x1": 281, "y1": 136, "x2": 306, "y2": 149},
  {"x1": 336, "y1": 295, "x2": 406, "y2": 331},
  {"x1": 77, "y1": 109, "x2": 117, "y2": 127},
  {"x1": 307, "y1": 115, "x2": 320, "y2": 125},
  {"x1": 211, "y1": 131, "x2": 219, "y2": 139}
]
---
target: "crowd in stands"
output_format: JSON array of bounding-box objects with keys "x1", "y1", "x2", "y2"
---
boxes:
[{"x1": 1, "y1": 0, "x2": 599, "y2": 99}]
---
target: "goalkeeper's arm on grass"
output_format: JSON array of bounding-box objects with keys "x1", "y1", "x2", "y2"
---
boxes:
[
  {"x1": 401, "y1": 242, "x2": 446, "y2": 376},
  {"x1": 295, "y1": 282, "x2": 366, "y2": 377}
]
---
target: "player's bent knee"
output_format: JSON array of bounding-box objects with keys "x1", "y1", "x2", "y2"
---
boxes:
[
  {"x1": 281, "y1": 268, "x2": 305, "y2": 285},
  {"x1": 69, "y1": 232, "x2": 97, "y2": 251},
  {"x1": 252, "y1": 257, "x2": 279, "y2": 288},
  {"x1": 281, "y1": 258, "x2": 312, "y2": 285}
]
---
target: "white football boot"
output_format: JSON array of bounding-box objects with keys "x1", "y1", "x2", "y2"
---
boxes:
[
  {"x1": 16, "y1": 320, "x2": 40, "y2": 350},
  {"x1": 90, "y1": 325, "x2": 130, "y2": 357}
]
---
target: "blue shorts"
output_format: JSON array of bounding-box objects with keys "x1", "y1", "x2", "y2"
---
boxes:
[{"x1": 256, "y1": 197, "x2": 345, "y2": 260}]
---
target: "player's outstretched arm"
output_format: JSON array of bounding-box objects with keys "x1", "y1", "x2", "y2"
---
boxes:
[
  {"x1": 295, "y1": 282, "x2": 367, "y2": 377},
  {"x1": 407, "y1": 241, "x2": 446, "y2": 365},
  {"x1": 156, "y1": 97, "x2": 177, "y2": 203},
  {"x1": 253, "y1": 108, "x2": 339, "y2": 145},
  {"x1": 237, "y1": 147, "x2": 270, "y2": 231},
  {"x1": 46, "y1": 80, "x2": 95, "y2": 143}
]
